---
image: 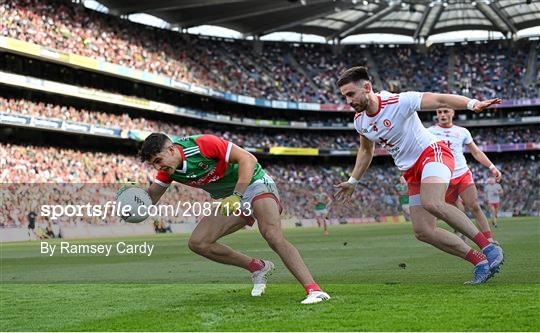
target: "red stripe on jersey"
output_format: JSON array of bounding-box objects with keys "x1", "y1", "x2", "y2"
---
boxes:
[
  {"x1": 354, "y1": 112, "x2": 362, "y2": 120},
  {"x1": 176, "y1": 144, "x2": 185, "y2": 160},
  {"x1": 366, "y1": 95, "x2": 383, "y2": 118},
  {"x1": 381, "y1": 96, "x2": 399, "y2": 102},
  {"x1": 381, "y1": 101, "x2": 398, "y2": 107}
]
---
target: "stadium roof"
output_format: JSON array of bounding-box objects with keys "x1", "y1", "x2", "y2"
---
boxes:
[{"x1": 96, "y1": 0, "x2": 540, "y2": 41}]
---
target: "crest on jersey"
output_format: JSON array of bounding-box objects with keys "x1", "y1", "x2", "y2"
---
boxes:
[
  {"x1": 198, "y1": 162, "x2": 208, "y2": 170},
  {"x1": 383, "y1": 119, "x2": 392, "y2": 128}
]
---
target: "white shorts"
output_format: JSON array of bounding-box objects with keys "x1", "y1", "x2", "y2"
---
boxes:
[{"x1": 239, "y1": 173, "x2": 282, "y2": 226}]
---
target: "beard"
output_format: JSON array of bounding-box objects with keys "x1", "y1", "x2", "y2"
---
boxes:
[{"x1": 352, "y1": 96, "x2": 369, "y2": 112}]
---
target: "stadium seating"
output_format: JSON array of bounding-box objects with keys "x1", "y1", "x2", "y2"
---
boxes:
[
  {"x1": 1, "y1": 0, "x2": 538, "y2": 104},
  {"x1": 2, "y1": 97, "x2": 538, "y2": 148},
  {"x1": 0, "y1": 0, "x2": 538, "y2": 230},
  {"x1": 1, "y1": 143, "x2": 538, "y2": 228}
]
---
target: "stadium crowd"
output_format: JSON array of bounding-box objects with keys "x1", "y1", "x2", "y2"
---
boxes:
[
  {"x1": 454, "y1": 42, "x2": 535, "y2": 100},
  {"x1": 1, "y1": 0, "x2": 538, "y2": 104},
  {"x1": 1, "y1": 144, "x2": 538, "y2": 230},
  {"x1": 2, "y1": 97, "x2": 538, "y2": 149}
]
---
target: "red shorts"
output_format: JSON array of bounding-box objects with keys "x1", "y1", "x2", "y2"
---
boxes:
[
  {"x1": 403, "y1": 142, "x2": 455, "y2": 196},
  {"x1": 445, "y1": 170, "x2": 475, "y2": 204},
  {"x1": 489, "y1": 202, "x2": 500, "y2": 210}
]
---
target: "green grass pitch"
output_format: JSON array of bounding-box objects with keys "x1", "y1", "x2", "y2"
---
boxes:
[{"x1": 1, "y1": 217, "x2": 539, "y2": 331}]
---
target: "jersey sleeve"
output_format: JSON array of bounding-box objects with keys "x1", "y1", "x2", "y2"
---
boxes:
[
  {"x1": 154, "y1": 170, "x2": 172, "y2": 187},
  {"x1": 195, "y1": 134, "x2": 233, "y2": 162},
  {"x1": 399, "y1": 91, "x2": 423, "y2": 118},
  {"x1": 463, "y1": 128, "x2": 473, "y2": 145}
]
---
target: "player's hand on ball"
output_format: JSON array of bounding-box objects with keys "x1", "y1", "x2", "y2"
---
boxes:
[
  {"x1": 334, "y1": 182, "x2": 355, "y2": 204},
  {"x1": 220, "y1": 194, "x2": 241, "y2": 216},
  {"x1": 473, "y1": 98, "x2": 501, "y2": 113}
]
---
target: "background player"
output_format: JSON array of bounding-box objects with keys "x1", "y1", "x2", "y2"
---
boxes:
[
  {"x1": 333, "y1": 66, "x2": 504, "y2": 284},
  {"x1": 485, "y1": 177, "x2": 504, "y2": 228},
  {"x1": 139, "y1": 133, "x2": 330, "y2": 304},
  {"x1": 313, "y1": 186, "x2": 331, "y2": 235},
  {"x1": 428, "y1": 106, "x2": 501, "y2": 244},
  {"x1": 395, "y1": 176, "x2": 411, "y2": 221}
]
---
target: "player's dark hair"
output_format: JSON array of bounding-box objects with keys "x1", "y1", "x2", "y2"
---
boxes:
[
  {"x1": 139, "y1": 133, "x2": 172, "y2": 162},
  {"x1": 336, "y1": 66, "x2": 371, "y2": 88}
]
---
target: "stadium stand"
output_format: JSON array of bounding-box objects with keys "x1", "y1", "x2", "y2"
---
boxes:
[
  {"x1": 1, "y1": 0, "x2": 538, "y2": 104},
  {"x1": 0, "y1": 0, "x2": 538, "y2": 236},
  {"x1": 2, "y1": 143, "x2": 538, "y2": 228},
  {"x1": 2, "y1": 97, "x2": 539, "y2": 148}
]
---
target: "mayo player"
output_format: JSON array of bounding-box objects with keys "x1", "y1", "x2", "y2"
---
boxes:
[
  {"x1": 313, "y1": 186, "x2": 331, "y2": 235},
  {"x1": 334, "y1": 67, "x2": 504, "y2": 284},
  {"x1": 139, "y1": 133, "x2": 330, "y2": 304},
  {"x1": 428, "y1": 106, "x2": 501, "y2": 244}
]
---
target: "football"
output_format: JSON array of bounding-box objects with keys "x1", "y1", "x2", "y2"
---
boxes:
[{"x1": 116, "y1": 186, "x2": 153, "y2": 223}]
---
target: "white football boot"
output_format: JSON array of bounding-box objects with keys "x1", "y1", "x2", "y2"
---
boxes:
[
  {"x1": 251, "y1": 260, "x2": 275, "y2": 296},
  {"x1": 301, "y1": 290, "x2": 331, "y2": 304}
]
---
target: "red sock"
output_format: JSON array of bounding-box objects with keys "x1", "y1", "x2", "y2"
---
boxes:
[
  {"x1": 304, "y1": 283, "x2": 322, "y2": 294},
  {"x1": 465, "y1": 249, "x2": 488, "y2": 266},
  {"x1": 473, "y1": 232, "x2": 491, "y2": 250},
  {"x1": 483, "y1": 231, "x2": 493, "y2": 239},
  {"x1": 247, "y1": 259, "x2": 265, "y2": 273}
]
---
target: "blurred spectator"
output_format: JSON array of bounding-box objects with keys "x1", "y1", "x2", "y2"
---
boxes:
[
  {"x1": 0, "y1": 0, "x2": 537, "y2": 103},
  {"x1": 2, "y1": 97, "x2": 538, "y2": 149},
  {"x1": 1, "y1": 143, "x2": 536, "y2": 225}
]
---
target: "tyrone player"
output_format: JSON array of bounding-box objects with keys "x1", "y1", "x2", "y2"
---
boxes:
[
  {"x1": 485, "y1": 177, "x2": 504, "y2": 228},
  {"x1": 428, "y1": 106, "x2": 501, "y2": 244},
  {"x1": 333, "y1": 67, "x2": 504, "y2": 284},
  {"x1": 139, "y1": 133, "x2": 330, "y2": 304}
]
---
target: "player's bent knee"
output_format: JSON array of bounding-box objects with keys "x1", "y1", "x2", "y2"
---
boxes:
[
  {"x1": 468, "y1": 202, "x2": 482, "y2": 213},
  {"x1": 414, "y1": 230, "x2": 430, "y2": 243},
  {"x1": 188, "y1": 238, "x2": 210, "y2": 254},
  {"x1": 421, "y1": 200, "x2": 446, "y2": 214},
  {"x1": 260, "y1": 229, "x2": 285, "y2": 247},
  {"x1": 412, "y1": 227, "x2": 434, "y2": 243}
]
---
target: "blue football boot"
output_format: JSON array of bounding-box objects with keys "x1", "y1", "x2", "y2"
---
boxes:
[
  {"x1": 464, "y1": 262, "x2": 491, "y2": 284},
  {"x1": 483, "y1": 244, "x2": 504, "y2": 276}
]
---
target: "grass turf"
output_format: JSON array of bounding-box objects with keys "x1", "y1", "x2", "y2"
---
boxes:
[{"x1": 1, "y1": 217, "x2": 539, "y2": 331}]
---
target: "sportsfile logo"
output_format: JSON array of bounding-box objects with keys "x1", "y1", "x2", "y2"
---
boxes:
[
  {"x1": 41, "y1": 201, "x2": 133, "y2": 220},
  {"x1": 40, "y1": 201, "x2": 253, "y2": 220}
]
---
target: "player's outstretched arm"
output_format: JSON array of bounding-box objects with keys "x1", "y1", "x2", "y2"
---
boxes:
[
  {"x1": 466, "y1": 141, "x2": 502, "y2": 182},
  {"x1": 147, "y1": 182, "x2": 168, "y2": 204},
  {"x1": 420, "y1": 92, "x2": 501, "y2": 112},
  {"x1": 334, "y1": 135, "x2": 374, "y2": 203}
]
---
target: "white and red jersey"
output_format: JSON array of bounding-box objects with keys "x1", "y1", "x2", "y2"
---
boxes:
[
  {"x1": 427, "y1": 125, "x2": 473, "y2": 178},
  {"x1": 485, "y1": 183, "x2": 503, "y2": 203},
  {"x1": 353, "y1": 90, "x2": 439, "y2": 171}
]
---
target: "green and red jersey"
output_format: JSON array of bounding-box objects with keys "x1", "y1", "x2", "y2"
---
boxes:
[{"x1": 154, "y1": 134, "x2": 265, "y2": 199}]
